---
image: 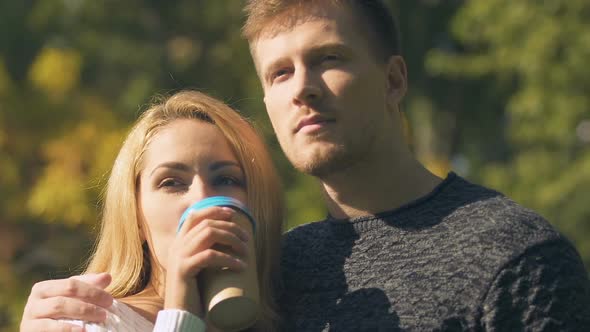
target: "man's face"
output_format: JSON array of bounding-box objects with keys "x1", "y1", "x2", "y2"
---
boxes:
[{"x1": 252, "y1": 4, "x2": 405, "y2": 177}]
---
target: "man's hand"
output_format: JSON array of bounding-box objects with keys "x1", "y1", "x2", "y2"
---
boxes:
[{"x1": 20, "y1": 273, "x2": 114, "y2": 332}]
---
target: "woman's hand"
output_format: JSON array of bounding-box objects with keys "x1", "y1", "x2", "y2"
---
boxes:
[
  {"x1": 164, "y1": 206, "x2": 250, "y2": 317},
  {"x1": 20, "y1": 273, "x2": 113, "y2": 332}
]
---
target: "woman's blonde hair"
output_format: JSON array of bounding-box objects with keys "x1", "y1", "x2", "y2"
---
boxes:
[{"x1": 85, "y1": 90, "x2": 284, "y2": 330}]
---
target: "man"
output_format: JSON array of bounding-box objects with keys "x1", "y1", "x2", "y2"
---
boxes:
[
  {"x1": 241, "y1": 0, "x2": 590, "y2": 330},
  {"x1": 20, "y1": 0, "x2": 590, "y2": 331}
]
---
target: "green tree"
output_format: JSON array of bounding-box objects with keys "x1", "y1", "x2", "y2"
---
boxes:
[
  {"x1": 0, "y1": 1, "x2": 467, "y2": 328},
  {"x1": 3, "y1": 0, "x2": 588, "y2": 330},
  {"x1": 0, "y1": 1, "x2": 322, "y2": 329},
  {"x1": 427, "y1": 0, "x2": 590, "y2": 269}
]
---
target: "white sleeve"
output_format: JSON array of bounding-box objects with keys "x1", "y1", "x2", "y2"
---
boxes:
[
  {"x1": 57, "y1": 320, "x2": 110, "y2": 332},
  {"x1": 58, "y1": 300, "x2": 154, "y2": 332},
  {"x1": 58, "y1": 304, "x2": 205, "y2": 332},
  {"x1": 153, "y1": 309, "x2": 206, "y2": 332}
]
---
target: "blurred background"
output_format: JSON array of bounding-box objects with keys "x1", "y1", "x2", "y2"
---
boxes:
[{"x1": 1, "y1": 0, "x2": 589, "y2": 329}]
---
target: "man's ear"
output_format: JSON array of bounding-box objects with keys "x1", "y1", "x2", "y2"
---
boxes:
[{"x1": 385, "y1": 55, "x2": 408, "y2": 109}]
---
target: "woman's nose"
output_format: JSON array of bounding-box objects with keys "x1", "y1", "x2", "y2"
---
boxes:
[{"x1": 186, "y1": 178, "x2": 216, "y2": 203}]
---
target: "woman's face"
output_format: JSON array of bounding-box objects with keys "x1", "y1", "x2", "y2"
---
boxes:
[{"x1": 137, "y1": 119, "x2": 247, "y2": 270}]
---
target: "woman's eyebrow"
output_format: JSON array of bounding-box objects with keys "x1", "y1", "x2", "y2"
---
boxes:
[
  {"x1": 149, "y1": 162, "x2": 192, "y2": 177},
  {"x1": 209, "y1": 160, "x2": 242, "y2": 171}
]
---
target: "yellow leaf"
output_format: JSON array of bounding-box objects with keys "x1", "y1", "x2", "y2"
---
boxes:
[
  {"x1": 28, "y1": 47, "x2": 82, "y2": 100},
  {"x1": 27, "y1": 164, "x2": 93, "y2": 226},
  {"x1": 422, "y1": 156, "x2": 452, "y2": 178}
]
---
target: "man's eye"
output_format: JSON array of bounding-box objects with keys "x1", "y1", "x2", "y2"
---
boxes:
[
  {"x1": 271, "y1": 68, "x2": 291, "y2": 82},
  {"x1": 320, "y1": 54, "x2": 344, "y2": 65}
]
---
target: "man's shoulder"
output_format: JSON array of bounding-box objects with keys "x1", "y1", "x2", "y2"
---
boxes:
[
  {"x1": 440, "y1": 176, "x2": 570, "y2": 269},
  {"x1": 281, "y1": 218, "x2": 332, "y2": 247},
  {"x1": 442, "y1": 174, "x2": 554, "y2": 233},
  {"x1": 450, "y1": 180, "x2": 558, "y2": 240}
]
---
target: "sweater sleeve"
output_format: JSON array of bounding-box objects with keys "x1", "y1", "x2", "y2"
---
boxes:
[
  {"x1": 481, "y1": 239, "x2": 590, "y2": 331},
  {"x1": 153, "y1": 309, "x2": 206, "y2": 332},
  {"x1": 58, "y1": 305, "x2": 206, "y2": 332}
]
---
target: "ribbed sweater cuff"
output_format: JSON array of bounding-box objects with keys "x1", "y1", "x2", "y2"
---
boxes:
[{"x1": 154, "y1": 309, "x2": 206, "y2": 332}]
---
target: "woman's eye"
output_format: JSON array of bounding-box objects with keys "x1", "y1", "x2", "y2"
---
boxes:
[
  {"x1": 215, "y1": 176, "x2": 244, "y2": 187},
  {"x1": 158, "y1": 178, "x2": 184, "y2": 189},
  {"x1": 323, "y1": 54, "x2": 340, "y2": 61}
]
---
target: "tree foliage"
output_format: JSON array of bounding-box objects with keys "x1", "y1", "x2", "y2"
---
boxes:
[
  {"x1": 427, "y1": 0, "x2": 590, "y2": 268},
  {"x1": 0, "y1": 0, "x2": 588, "y2": 330}
]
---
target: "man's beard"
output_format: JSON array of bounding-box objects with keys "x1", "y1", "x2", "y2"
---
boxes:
[
  {"x1": 282, "y1": 128, "x2": 378, "y2": 178},
  {"x1": 290, "y1": 143, "x2": 360, "y2": 178}
]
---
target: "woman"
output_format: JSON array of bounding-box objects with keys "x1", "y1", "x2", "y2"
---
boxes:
[{"x1": 46, "y1": 90, "x2": 283, "y2": 331}]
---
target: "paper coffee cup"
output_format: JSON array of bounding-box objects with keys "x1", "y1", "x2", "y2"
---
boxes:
[{"x1": 178, "y1": 196, "x2": 259, "y2": 331}]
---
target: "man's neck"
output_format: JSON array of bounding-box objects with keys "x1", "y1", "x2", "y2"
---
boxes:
[{"x1": 319, "y1": 156, "x2": 443, "y2": 220}]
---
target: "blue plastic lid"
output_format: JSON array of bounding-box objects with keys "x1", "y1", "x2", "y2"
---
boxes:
[{"x1": 177, "y1": 196, "x2": 256, "y2": 234}]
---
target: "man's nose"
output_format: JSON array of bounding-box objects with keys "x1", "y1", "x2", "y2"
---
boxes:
[{"x1": 292, "y1": 68, "x2": 322, "y2": 107}]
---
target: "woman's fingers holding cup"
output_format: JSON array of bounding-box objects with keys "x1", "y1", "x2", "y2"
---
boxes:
[
  {"x1": 184, "y1": 248, "x2": 247, "y2": 276},
  {"x1": 185, "y1": 224, "x2": 250, "y2": 258},
  {"x1": 169, "y1": 209, "x2": 250, "y2": 280},
  {"x1": 203, "y1": 216, "x2": 250, "y2": 242},
  {"x1": 177, "y1": 207, "x2": 235, "y2": 235}
]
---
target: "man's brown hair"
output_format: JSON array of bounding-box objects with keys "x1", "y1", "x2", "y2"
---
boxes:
[{"x1": 242, "y1": 0, "x2": 401, "y2": 62}]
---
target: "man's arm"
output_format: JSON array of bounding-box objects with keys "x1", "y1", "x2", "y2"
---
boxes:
[
  {"x1": 20, "y1": 273, "x2": 113, "y2": 332},
  {"x1": 481, "y1": 239, "x2": 590, "y2": 331}
]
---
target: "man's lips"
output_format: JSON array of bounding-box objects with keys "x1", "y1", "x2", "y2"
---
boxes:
[{"x1": 294, "y1": 115, "x2": 335, "y2": 133}]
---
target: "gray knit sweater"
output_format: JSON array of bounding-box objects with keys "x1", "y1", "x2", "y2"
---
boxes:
[{"x1": 279, "y1": 173, "x2": 590, "y2": 331}]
